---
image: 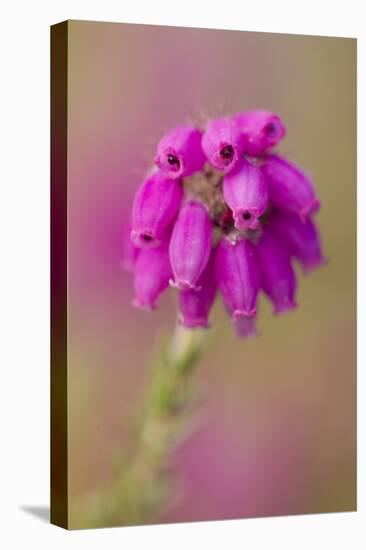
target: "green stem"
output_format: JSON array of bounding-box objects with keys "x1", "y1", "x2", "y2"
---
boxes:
[{"x1": 89, "y1": 324, "x2": 208, "y2": 527}]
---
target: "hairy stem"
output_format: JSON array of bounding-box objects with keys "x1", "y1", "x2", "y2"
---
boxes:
[{"x1": 90, "y1": 324, "x2": 208, "y2": 527}]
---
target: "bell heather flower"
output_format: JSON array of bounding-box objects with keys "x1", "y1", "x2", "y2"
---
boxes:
[
  {"x1": 126, "y1": 110, "x2": 325, "y2": 337},
  {"x1": 169, "y1": 200, "x2": 212, "y2": 291},
  {"x1": 262, "y1": 154, "x2": 320, "y2": 220},
  {"x1": 235, "y1": 110, "x2": 286, "y2": 156},
  {"x1": 223, "y1": 159, "x2": 268, "y2": 230},
  {"x1": 257, "y1": 228, "x2": 297, "y2": 314},
  {"x1": 178, "y1": 254, "x2": 216, "y2": 328},
  {"x1": 131, "y1": 171, "x2": 183, "y2": 248},
  {"x1": 270, "y1": 210, "x2": 326, "y2": 273},
  {"x1": 201, "y1": 117, "x2": 245, "y2": 172},
  {"x1": 155, "y1": 124, "x2": 206, "y2": 179},
  {"x1": 132, "y1": 237, "x2": 172, "y2": 310},
  {"x1": 215, "y1": 237, "x2": 260, "y2": 320}
]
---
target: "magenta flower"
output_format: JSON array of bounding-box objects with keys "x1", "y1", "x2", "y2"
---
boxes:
[
  {"x1": 169, "y1": 201, "x2": 212, "y2": 291},
  {"x1": 155, "y1": 124, "x2": 206, "y2": 179},
  {"x1": 126, "y1": 110, "x2": 325, "y2": 337},
  {"x1": 257, "y1": 228, "x2": 297, "y2": 314},
  {"x1": 132, "y1": 237, "x2": 172, "y2": 310},
  {"x1": 215, "y1": 237, "x2": 260, "y2": 321},
  {"x1": 235, "y1": 110, "x2": 286, "y2": 156},
  {"x1": 201, "y1": 117, "x2": 244, "y2": 172},
  {"x1": 262, "y1": 154, "x2": 320, "y2": 220},
  {"x1": 178, "y1": 254, "x2": 216, "y2": 328},
  {"x1": 223, "y1": 159, "x2": 268, "y2": 230},
  {"x1": 131, "y1": 171, "x2": 183, "y2": 248},
  {"x1": 270, "y1": 210, "x2": 326, "y2": 273}
]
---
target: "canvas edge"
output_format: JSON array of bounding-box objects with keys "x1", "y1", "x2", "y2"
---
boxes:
[{"x1": 50, "y1": 20, "x2": 69, "y2": 530}]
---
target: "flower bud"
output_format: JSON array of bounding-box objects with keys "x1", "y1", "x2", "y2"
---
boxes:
[
  {"x1": 201, "y1": 117, "x2": 245, "y2": 172},
  {"x1": 270, "y1": 210, "x2": 326, "y2": 273},
  {"x1": 223, "y1": 159, "x2": 268, "y2": 230},
  {"x1": 235, "y1": 110, "x2": 286, "y2": 156},
  {"x1": 262, "y1": 154, "x2": 320, "y2": 220},
  {"x1": 256, "y1": 228, "x2": 297, "y2": 314},
  {"x1": 131, "y1": 171, "x2": 183, "y2": 248},
  {"x1": 155, "y1": 124, "x2": 206, "y2": 179},
  {"x1": 169, "y1": 201, "x2": 212, "y2": 291},
  {"x1": 132, "y1": 237, "x2": 172, "y2": 310},
  {"x1": 215, "y1": 237, "x2": 260, "y2": 320},
  {"x1": 178, "y1": 253, "x2": 216, "y2": 328}
]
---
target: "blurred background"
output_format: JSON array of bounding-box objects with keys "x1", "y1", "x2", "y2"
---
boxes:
[{"x1": 66, "y1": 20, "x2": 356, "y2": 527}]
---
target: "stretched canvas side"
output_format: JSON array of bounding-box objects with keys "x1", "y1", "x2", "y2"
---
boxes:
[{"x1": 50, "y1": 20, "x2": 69, "y2": 530}]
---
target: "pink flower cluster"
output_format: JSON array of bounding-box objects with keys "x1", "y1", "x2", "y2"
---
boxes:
[{"x1": 123, "y1": 111, "x2": 325, "y2": 337}]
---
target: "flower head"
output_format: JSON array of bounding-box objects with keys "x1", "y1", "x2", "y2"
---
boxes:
[{"x1": 126, "y1": 110, "x2": 325, "y2": 336}]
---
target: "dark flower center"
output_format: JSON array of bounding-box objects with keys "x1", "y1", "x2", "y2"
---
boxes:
[
  {"x1": 142, "y1": 234, "x2": 152, "y2": 242},
  {"x1": 242, "y1": 211, "x2": 251, "y2": 221},
  {"x1": 264, "y1": 121, "x2": 277, "y2": 137},
  {"x1": 219, "y1": 145, "x2": 234, "y2": 164},
  {"x1": 167, "y1": 154, "x2": 180, "y2": 169}
]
